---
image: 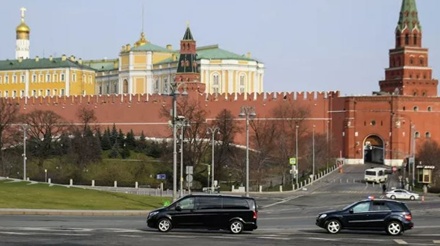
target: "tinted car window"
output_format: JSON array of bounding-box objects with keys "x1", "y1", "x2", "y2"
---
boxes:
[
  {"x1": 223, "y1": 197, "x2": 250, "y2": 209},
  {"x1": 177, "y1": 197, "x2": 195, "y2": 210},
  {"x1": 352, "y1": 201, "x2": 370, "y2": 213},
  {"x1": 386, "y1": 201, "x2": 408, "y2": 212},
  {"x1": 196, "y1": 197, "x2": 222, "y2": 210},
  {"x1": 371, "y1": 201, "x2": 390, "y2": 211}
]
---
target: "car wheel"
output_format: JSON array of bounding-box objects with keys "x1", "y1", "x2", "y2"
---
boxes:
[
  {"x1": 157, "y1": 218, "x2": 172, "y2": 232},
  {"x1": 390, "y1": 195, "x2": 396, "y2": 200},
  {"x1": 326, "y1": 219, "x2": 341, "y2": 234},
  {"x1": 386, "y1": 221, "x2": 402, "y2": 236},
  {"x1": 229, "y1": 220, "x2": 244, "y2": 234},
  {"x1": 410, "y1": 196, "x2": 415, "y2": 200}
]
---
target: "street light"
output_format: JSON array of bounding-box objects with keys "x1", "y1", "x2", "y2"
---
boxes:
[
  {"x1": 239, "y1": 106, "x2": 256, "y2": 197},
  {"x1": 20, "y1": 124, "x2": 29, "y2": 181},
  {"x1": 207, "y1": 126, "x2": 220, "y2": 192},
  {"x1": 170, "y1": 82, "x2": 188, "y2": 201},
  {"x1": 295, "y1": 124, "x2": 299, "y2": 189},
  {"x1": 178, "y1": 118, "x2": 190, "y2": 197},
  {"x1": 44, "y1": 169, "x2": 47, "y2": 182},
  {"x1": 312, "y1": 124, "x2": 315, "y2": 182}
]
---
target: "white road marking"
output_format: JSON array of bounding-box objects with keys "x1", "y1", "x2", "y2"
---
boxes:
[
  {"x1": 308, "y1": 237, "x2": 338, "y2": 241},
  {"x1": 394, "y1": 239, "x2": 408, "y2": 244},
  {"x1": 258, "y1": 236, "x2": 290, "y2": 240}
]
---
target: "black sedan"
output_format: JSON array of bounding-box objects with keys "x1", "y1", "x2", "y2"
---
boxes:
[{"x1": 316, "y1": 198, "x2": 413, "y2": 235}]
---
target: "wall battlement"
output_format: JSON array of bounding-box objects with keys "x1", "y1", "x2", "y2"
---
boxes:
[{"x1": 4, "y1": 90, "x2": 341, "y2": 106}]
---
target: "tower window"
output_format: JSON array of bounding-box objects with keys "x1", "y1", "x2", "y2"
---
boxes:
[
  {"x1": 405, "y1": 34, "x2": 409, "y2": 45},
  {"x1": 420, "y1": 58, "x2": 424, "y2": 66},
  {"x1": 414, "y1": 34, "x2": 417, "y2": 45},
  {"x1": 428, "y1": 106, "x2": 432, "y2": 112},
  {"x1": 239, "y1": 74, "x2": 245, "y2": 93}
]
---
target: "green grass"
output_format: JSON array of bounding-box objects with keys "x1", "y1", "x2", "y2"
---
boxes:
[{"x1": 0, "y1": 180, "x2": 168, "y2": 210}]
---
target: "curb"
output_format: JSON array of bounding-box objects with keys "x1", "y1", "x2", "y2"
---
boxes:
[{"x1": 0, "y1": 209, "x2": 150, "y2": 216}]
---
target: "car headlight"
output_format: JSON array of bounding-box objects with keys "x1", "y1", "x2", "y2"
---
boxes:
[
  {"x1": 318, "y1": 214, "x2": 327, "y2": 219},
  {"x1": 148, "y1": 211, "x2": 159, "y2": 218}
]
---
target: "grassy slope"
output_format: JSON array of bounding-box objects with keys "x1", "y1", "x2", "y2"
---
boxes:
[{"x1": 0, "y1": 180, "x2": 167, "y2": 210}]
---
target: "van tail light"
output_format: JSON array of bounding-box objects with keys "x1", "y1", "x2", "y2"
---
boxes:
[
  {"x1": 253, "y1": 211, "x2": 258, "y2": 219},
  {"x1": 404, "y1": 214, "x2": 412, "y2": 221}
]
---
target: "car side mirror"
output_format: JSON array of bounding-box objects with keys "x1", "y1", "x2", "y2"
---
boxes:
[
  {"x1": 175, "y1": 205, "x2": 182, "y2": 211},
  {"x1": 349, "y1": 209, "x2": 354, "y2": 214}
]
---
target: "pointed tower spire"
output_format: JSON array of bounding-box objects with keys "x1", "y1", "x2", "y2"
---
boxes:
[
  {"x1": 176, "y1": 24, "x2": 198, "y2": 78},
  {"x1": 395, "y1": 0, "x2": 422, "y2": 48},
  {"x1": 380, "y1": 0, "x2": 438, "y2": 97}
]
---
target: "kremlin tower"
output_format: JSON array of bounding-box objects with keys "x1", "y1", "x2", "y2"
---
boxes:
[{"x1": 15, "y1": 7, "x2": 30, "y2": 59}]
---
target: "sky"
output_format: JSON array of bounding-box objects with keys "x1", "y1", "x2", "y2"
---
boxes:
[{"x1": 1, "y1": 0, "x2": 439, "y2": 96}]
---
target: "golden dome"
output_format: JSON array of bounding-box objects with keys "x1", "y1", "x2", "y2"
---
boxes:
[
  {"x1": 16, "y1": 22, "x2": 30, "y2": 33},
  {"x1": 134, "y1": 32, "x2": 148, "y2": 47}
]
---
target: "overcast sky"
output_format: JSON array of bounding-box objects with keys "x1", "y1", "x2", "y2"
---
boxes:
[{"x1": 1, "y1": 0, "x2": 439, "y2": 95}]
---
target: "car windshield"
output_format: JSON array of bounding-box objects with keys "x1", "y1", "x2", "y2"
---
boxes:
[{"x1": 343, "y1": 201, "x2": 358, "y2": 210}]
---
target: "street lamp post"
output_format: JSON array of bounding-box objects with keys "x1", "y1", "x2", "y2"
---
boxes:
[
  {"x1": 178, "y1": 118, "x2": 189, "y2": 197},
  {"x1": 239, "y1": 106, "x2": 256, "y2": 197},
  {"x1": 170, "y1": 82, "x2": 187, "y2": 201},
  {"x1": 44, "y1": 169, "x2": 47, "y2": 183},
  {"x1": 295, "y1": 124, "x2": 299, "y2": 189},
  {"x1": 21, "y1": 124, "x2": 29, "y2": 181},
  {"x1": 312, "y1": 125, "x2": 315, "y2": 182},
  {"x1": 208, "y1": 127, "x2": 220, "y2": 192}
]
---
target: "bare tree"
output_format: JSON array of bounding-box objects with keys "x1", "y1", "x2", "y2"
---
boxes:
[
  {"x1": 249, "y1": 118, "x2": 278, "y2": 187},
  {"x1": 416, "y1": 140, "x2": 440, "y2": 187},
  {"x1": 22, "y1": 110, "x2": 69, "y2": 170},
  {"x1": 270, "y1": 100, "x2": 310, "y2": 184},
  {"x1": 0, "y1": 99, "x2": 21, "y2": 176},
  {"x1": 76, "y1": 105, "x2": 97, "y2": 133},
  {"x1": 210, "y1": 109, "x2": 241, "y2": 183}
]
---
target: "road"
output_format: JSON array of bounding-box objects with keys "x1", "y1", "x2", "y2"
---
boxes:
[{"x1": 1, "y1": 164, "x2": 440, "y2": 245}]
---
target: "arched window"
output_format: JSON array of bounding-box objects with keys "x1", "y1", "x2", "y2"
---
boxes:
[
  {"x1": 425, "y1": 132, "x2": 431, "y2": 138},
  {"x1": 413, "y1": 106, "x2": 418, "y2": 112},
  {"x1": 239, "y1": 74, "x2": 246, "y2": 93},
  {"x1": 212, "y1": 74, "x2": 219, "y2": 94},
  {"x1": 413, "y1": 34, "x2": 417, "y2": 45},
  {"x1": 123, "y1": 79, "x2": 128, "y2": 94},
  {"x1": 405, "y1": 34, "x2": 409, "y2": 45},
  {"x1": 415, "y1": 131, "x2": 420, "y2": 138}
]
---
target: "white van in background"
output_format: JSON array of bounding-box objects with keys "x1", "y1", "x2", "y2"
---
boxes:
[{"x1": 364, "y1": 167, "x2": 388, "y2": 183}]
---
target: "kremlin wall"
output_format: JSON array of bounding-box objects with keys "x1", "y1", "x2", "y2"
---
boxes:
[{"x1": 2, "y1": 0, "x2": 440, "y2": 169}]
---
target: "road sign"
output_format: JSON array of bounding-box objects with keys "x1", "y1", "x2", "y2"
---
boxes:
[
  {"x1": 186, "y1": 174, "x2": 193, "y2": 182},
  {"x1": 289, "y1": 157, "x2": 297, "y2": 165},
  {"x1": 186, "y1": 166, "x2": 193, "y2": 175},
  {"x1": 156, "y1": 174, "x2": 166, "y2": 180}
]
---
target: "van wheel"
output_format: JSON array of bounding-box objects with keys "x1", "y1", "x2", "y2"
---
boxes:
[
  {"x1": 390, "y1": 195, "x2": 396, "y2": 200},
  {"x1": 326, "y1": 219, "x2": 341, "y2": 234},
  {"x1": 157, "y1": 218, "x2": 172, "y2": 232},
  {"x1": 229, "y1": 220, "x2": 244, "y2": 234},
  {"x1": 410, "y1": 196, "x2": 415, "y2": 200},
  {"x1": 386, "y1": 221, "x2": 402, "y2": 235}
]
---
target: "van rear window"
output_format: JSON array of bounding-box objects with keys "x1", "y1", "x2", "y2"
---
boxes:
[
  {"x1": 365, "y1": 171, "x2": 376, "y2": 176},
  {"x1": 223, "y1": 197, "x2": 250, "y2": 209}
]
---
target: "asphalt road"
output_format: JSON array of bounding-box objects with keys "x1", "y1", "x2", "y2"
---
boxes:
[{"x1": 1, "y1": 164, "x2": 440, "y2": 246}]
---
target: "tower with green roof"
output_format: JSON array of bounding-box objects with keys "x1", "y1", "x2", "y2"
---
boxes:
[{"x1": 379, "y1": 0, "x2": 438, "y2": 97}]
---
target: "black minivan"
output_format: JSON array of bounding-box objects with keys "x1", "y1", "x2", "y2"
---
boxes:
[{"x1": 146, "y1": 194, "x2": 258, "y2": 234}]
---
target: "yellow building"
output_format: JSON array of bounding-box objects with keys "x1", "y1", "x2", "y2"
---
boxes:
[
  {"x1": 89, "y1": 28, "x2": 265, "y2": 95},
  {"x1": 0, "y1": 8, "x2": 96, "y2": 98},
  {"x1": 0, "y1": 55, "x2": 96, "y2": 98}
]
